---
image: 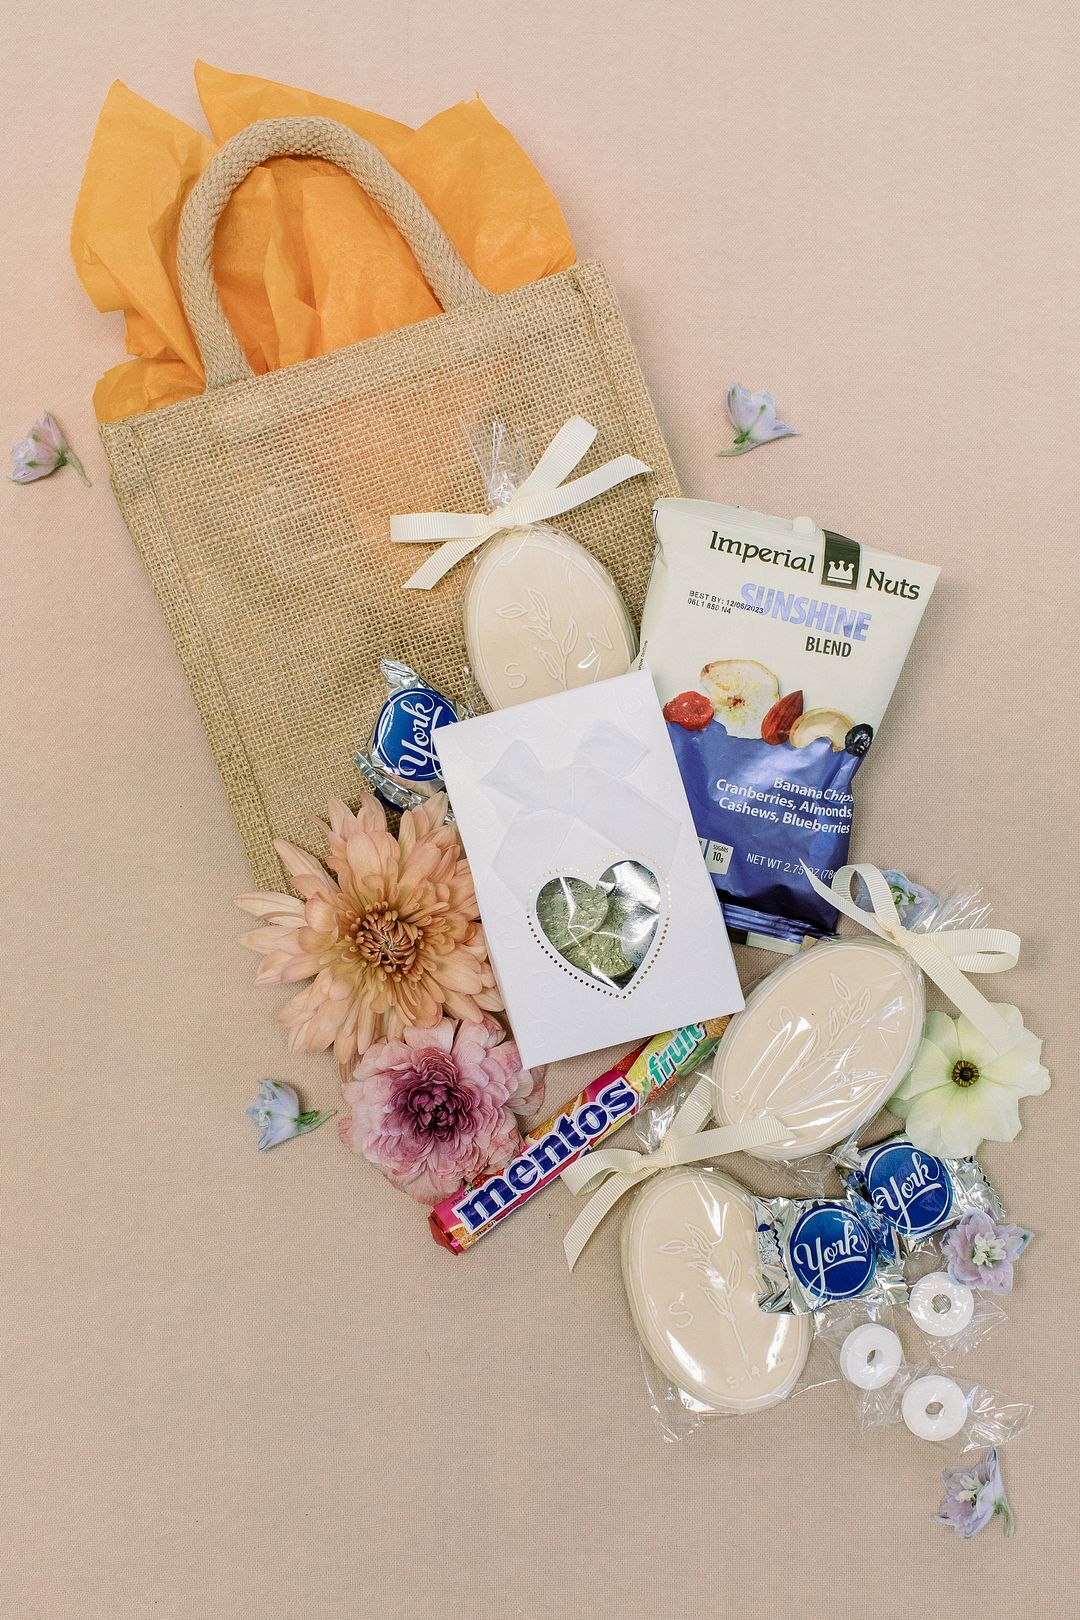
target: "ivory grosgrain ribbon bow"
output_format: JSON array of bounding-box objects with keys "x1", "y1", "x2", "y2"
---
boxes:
[
  {"x1": 560, "y1": 1074, "x2": 785, "y2": 1271},
  {"x1": 390, "y1": 415, "x2": 651, "y2": 589},
  {"x1": 801, "y1": 862, "x2": 1021, "y2": 1054}
]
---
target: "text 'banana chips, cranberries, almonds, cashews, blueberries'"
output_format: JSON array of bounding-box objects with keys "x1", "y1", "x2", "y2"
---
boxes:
[{"x1": 640, "y1": 499, "x2": 939, "y2": 947}]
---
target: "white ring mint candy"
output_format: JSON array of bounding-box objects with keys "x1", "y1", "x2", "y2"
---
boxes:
[
  {"x1": 839, "y1": 1323, "x2": 903, "y2": 1390},
  {"x1": 908, "y1": 1271, "x2": 975, "y2": 1338},
  {"x1": 901, "y1": 1373, "x2": 968, "y2": 1441}
]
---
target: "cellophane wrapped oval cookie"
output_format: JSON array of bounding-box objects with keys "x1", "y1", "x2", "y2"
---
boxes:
[
  {"x1": 461, "y1": 421, "x2": 637, "y2": 709},
  {"x1": 621, "y1": 1165, "x2": 813, "y2": 1416},
  {"x1": 709, "y1": 939, "x2": 925, "y2": 1162}
]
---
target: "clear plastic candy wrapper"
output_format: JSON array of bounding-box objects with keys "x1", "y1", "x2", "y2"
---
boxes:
[
  {"x1": 879, "y1": 1363, "x2": 1033, "y2": 1453},
  {"x1": 821, "y1": 1315, "x2": 1032, "y2": 1451},
  {"x1": 460, "y1": 420, "x2": 638, "y2": 710},
  {"x1": 903, "y1": 1254, "x2": 1008, "y2": 1366},
  {"x1": 815, "y1": 1300, "x2": 909, "y2": 1429},
  {"x1": 853, "y1": 870, "x2": 993, "y2": 936}
]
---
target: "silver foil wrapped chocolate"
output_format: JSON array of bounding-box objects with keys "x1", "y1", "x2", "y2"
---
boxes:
[
  {"x1": 836, "y1": 1132, "x2": 1006, "y2": 1257},
  {"x1": 355, "y1": 659, "x2": 468, "y2": 811},
  {"x1": 755, "y1": 1190, "x2": 907, "y2": 1315}
]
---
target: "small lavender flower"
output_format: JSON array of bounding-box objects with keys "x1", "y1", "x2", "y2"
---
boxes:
[
  {"x1": 9, "y1": 412, "x2": 90, "y2": 485},
  {"x1": 936, "y1": 1447, "x2": 1014, "y2": 1539},
  {"x1": 246, "y1": 1080, "x2": 335, "y2": 1151},
  {"x1": 717, "y1": 384, "x2": 797, "y2": 456},
  {"x1": 941, "y1": 1211, "x2": 1032, "y2": 1294},
  {"x1": 854, "y1": 868, "x2": 939, "y2": 927}
]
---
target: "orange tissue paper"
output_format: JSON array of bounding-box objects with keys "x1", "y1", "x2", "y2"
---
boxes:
[{"x1": 71, "y1": 62, "x2": 577, "y2": 422}]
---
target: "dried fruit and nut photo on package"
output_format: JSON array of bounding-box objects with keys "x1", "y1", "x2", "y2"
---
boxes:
[{"x1": 664, "y1": 660, "x2": 875, "y2": 757}]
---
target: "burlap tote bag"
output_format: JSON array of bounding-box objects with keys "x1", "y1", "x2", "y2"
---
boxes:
[{"x1": 101, "y1": 116, "x2": 679, "y2": 889}]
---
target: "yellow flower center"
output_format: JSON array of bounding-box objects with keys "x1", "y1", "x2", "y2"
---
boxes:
[
  {"x1": 346, "y1": 905, "x2": 423, "y2": 979},
  {"x1": 951, "y1": 1059, "x2": 980, "y2": 1088}
]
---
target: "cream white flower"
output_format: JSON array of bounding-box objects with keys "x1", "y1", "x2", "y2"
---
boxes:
[{"x1": 890, "y1": 1005, "x2": 1049, "y2": 1158}]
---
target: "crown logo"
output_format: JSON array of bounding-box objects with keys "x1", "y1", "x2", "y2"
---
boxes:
[{"x1": 822, "y1": 530, "x2": 860, "y2": 589}]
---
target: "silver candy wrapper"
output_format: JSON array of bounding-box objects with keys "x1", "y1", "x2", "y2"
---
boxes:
[
  {"x1": 836, "y1": 1132, "x2": 1006, "y2": 1258},
  {"x1": 755, "y1": 1191, "x2": 908, "y2": 1316},
  {"x1": 355, "y1": 659, "x2": 471, "y2": 812}
]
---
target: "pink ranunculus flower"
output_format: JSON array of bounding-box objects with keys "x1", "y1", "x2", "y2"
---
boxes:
[{"x1": 339, "y1": 1017, "x2": 546, "y2": 1204}]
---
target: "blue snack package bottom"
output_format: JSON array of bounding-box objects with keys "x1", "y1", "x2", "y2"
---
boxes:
[{"x1": 667, "y1": 721, "x2": 860, "y2": 941}]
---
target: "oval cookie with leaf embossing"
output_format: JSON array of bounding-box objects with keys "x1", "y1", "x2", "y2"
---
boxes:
[
  {"x1": 462, "y1": 525, "x2": 637, "y2": 710},
  {"x1": 710, "y1": 940, "x2": 925, "y2": 1161},
  {"x1": 622, "y1": 1167, "x2": 811, "y2": 1413}
]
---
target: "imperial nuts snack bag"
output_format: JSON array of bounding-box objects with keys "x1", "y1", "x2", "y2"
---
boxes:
[{"x1": 639, "y1": 500, "x2": 939, "y2": 946}]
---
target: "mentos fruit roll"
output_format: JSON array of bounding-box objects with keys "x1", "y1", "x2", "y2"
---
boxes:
[{"x1": 429, "y1": 1021, "x2": 730, "y2": 1253}]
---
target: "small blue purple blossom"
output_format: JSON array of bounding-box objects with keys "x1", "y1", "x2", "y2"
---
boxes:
[
  {"x1": 941, "y1": 1211, "x2": 1032, "y2": 1295},
  {"x1": 246, "y1": 1079, "x2": 335, "y2": 1151},
  {"x1": 936, "y1": 1447, "x2": 1014, "y2": 1539},
  {"x1": 717, "y1": 384, "x2": 797, "y2": 456},
  {"x1": 854, "y1": 869, "x2": 939, "y2": 928},
  {"x1": 9, "y1": 411, "x2": 89, "y2": 485}
]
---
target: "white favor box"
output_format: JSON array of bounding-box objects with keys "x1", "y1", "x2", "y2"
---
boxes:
[{"x1": 434, "y1": 670, "x2": 744, "y2": 1069}]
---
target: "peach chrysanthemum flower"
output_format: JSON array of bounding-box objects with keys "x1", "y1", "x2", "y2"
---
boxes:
[{"x1": 235, "y1": 795, "x2": 502, "y2": 1075}]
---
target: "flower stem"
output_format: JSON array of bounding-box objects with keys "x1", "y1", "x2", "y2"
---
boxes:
[
  {"x1": 60, "y1": 449, "x2": 92, "y2": 487},
  {"x1": 295, "y1": 1109, "x2": 336, "y2": 1135},
  {"x1": 733, "y1": 403, "x2": 768, "y2": 443}
]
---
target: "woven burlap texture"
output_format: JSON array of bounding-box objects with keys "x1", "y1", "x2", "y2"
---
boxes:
[{"x1": 101, "y1": 116, "x2": 680, "y2": 890}]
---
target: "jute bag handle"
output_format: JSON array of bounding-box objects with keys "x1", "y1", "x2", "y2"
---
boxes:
[{"x1": 177, "y1": 115, "x2": 491, "y2": 389}]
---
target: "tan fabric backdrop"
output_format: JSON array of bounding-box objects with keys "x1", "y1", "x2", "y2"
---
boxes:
[{"x1": 3, "y1": 4, "x2": 1078, "y2": 1617}]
